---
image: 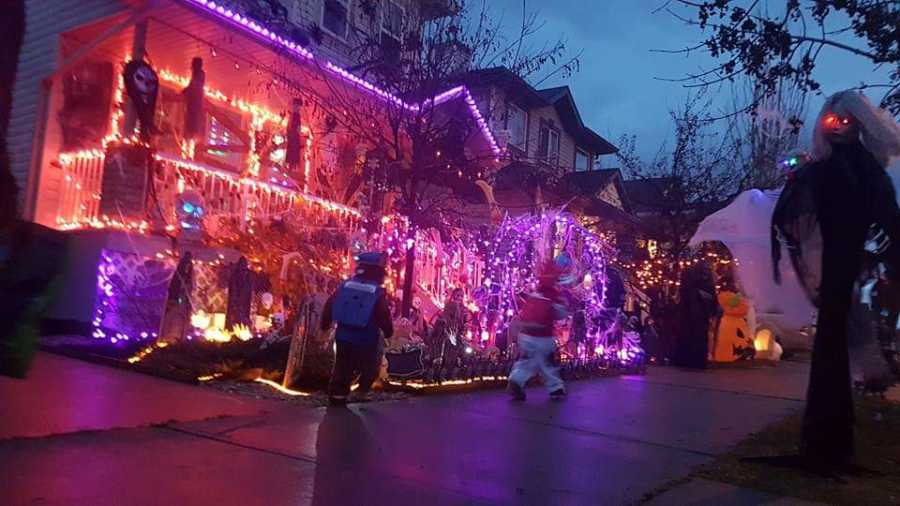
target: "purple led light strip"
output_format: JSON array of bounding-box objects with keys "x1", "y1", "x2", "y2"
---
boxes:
[{"x1": 184, "y1": 0, "x2": 501, "y2": 156}]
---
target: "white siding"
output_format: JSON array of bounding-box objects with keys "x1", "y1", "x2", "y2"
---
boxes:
[{"x1": 11, "y1": 0, "x2": 126, "y2": 221}]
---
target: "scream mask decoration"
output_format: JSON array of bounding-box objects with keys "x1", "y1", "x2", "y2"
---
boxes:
[
  {"x1": 176, "y1": 189, "x2": 205, "y2": 241},
  {"x1": 123, "y1": 60, "x2": 159, "y2": 141}
]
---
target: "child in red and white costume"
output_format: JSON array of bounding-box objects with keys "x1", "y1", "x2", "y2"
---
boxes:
[{"x1": 508, "y1": 260, "x2": 569, "y2": 400}]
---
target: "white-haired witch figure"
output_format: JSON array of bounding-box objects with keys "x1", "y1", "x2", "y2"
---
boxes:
[{"x1": 770, "y1": 90, "x2": 900, "y2": 473}]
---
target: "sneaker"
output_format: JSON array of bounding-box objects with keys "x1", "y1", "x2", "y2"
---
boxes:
[
  {"x1": 508, "y1": 382, "x2": 526, "y2": 401},
  {"x1": 549, "y1": 388, "x2": 567, "y2": 399}
]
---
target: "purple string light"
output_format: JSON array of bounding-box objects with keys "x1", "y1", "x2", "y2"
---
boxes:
[{"x1": 185, "y1": 0, "x2": 502, "y2": 156}]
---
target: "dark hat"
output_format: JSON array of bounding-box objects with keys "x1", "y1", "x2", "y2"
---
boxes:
[{"x1": 356, "y1": 252, "x2": 387, "y2": 268}]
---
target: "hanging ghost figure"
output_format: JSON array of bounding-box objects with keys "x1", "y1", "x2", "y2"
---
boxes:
[
  {"x1": 771, "y1": 90, "x2": 900, "y2": 472},
  {"x1": 123, "y1": 60, "x2": 159, "y2": 141},
  {"x1": 182, "y1": 57, "x2": 206, "y2": 141}
]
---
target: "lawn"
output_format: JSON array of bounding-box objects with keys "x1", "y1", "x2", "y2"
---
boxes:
[{"x1": 697, "y1": 397, "x2": 900, "y2": 505}]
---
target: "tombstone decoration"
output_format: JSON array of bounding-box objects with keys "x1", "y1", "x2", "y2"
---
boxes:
[
  {"x1": 123, "y1": 59, "x2": 159, "y2": 141},
  {"x1": 159, "y1": 252, "x2": 194, "y2": 343},
  {"x1": 98, "y1": 143, "x2": 152, "y2": 220},
  {"x1": 225, "y1": 256, "x2": 254, "y2": 331}
]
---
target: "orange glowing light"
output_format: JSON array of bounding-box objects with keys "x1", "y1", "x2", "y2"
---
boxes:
[{"x1": 254, "y1": 377, "x2": 312, "y2": 396}]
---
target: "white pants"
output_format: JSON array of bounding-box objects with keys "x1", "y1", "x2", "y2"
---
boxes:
[{"x1": 509, "y1": 334, "x2": 564, "y2": 392}]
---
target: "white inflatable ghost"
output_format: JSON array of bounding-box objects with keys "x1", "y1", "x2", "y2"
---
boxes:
[{"x1": 690, "y1": 157, "x2": 900, "y2": 351}]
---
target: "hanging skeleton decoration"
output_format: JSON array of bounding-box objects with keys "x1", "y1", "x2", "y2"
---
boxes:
[{"x1": 123, "y1": 59, "x2": 159, "y2": 141}]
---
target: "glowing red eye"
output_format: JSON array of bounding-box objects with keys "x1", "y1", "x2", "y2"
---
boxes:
[{"x1": 824, "y1": 114, "x2": 839, "y2": 126}]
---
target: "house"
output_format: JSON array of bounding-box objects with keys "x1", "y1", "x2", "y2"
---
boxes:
[
  {"x1": 459, "y1": 67, "x2": 637, "y2": 237},
  {"x1": 464, "y1": 67, "x2": 616, "y2": 175},
  {"x1": 9, "y1": 0, "x2": 496, "y2": 333},
  {"x1": 622, "y1": 176, "x2": 732, "y2": 261}
]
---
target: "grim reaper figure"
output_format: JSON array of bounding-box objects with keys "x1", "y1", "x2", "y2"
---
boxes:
[{"x1": 771, "y1": 90, "x2": 900, "y2": 472}]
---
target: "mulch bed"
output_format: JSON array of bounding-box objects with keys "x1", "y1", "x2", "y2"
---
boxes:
[{"x1": 41, "y1": 334, "x2": 646, "y2": 402}]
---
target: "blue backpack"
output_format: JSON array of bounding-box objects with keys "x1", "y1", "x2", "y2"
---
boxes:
[{"x1": 332, "y1": 280, "x2": 381, "y2": 328}]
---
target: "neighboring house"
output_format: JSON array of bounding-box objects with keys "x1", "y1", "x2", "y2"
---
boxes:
[
  {"x1": 623, "y1": 176, "x2": 731, "y2": 257},
  {"x1": 465, "y1": 68, "x2": 616, "y2": 176},
  {"x1": 565, "y1": 168, "x2": 630, "y2": 212},
  {"x1": 461, "y1": 67, "x2": 629, "y2": 229}
]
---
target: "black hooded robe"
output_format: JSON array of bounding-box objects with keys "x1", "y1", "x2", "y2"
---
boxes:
[{"x1": 799, "y1": 142, "x2": 900, "y2": 466}]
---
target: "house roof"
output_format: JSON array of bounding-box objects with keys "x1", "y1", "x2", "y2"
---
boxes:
[
  {"x1": 537, "y1": 86, "x2": 617, "y2": 155},
  {"x1": 563, "y1": 168, "x2": 620, "y2": 194},
  {"x1": 463, "y1": 67, "x2": 546, "y2": 107},
  {"x1": 622, "y1": 177, "x2": 733, "y2": 216},
  {"x1": 562, "y1": 168, "x2": 630, "y2": 212},
  {"x1": 536, "y1": 86, "x2": 569, "y2": 104},
  {"x1": 464, "y1": 67, "x2": 617, "y2": 155},
  {"x1": 490, "y1": 163, "x2": 641, "y2": 229},
  {"x1": 622, "y1": 178, "x2": 676, "y2": 214}
]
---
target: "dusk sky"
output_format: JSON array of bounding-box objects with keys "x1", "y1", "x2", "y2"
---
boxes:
[{"x1": 486, "y1": 0, "x2": 894, "y2": 163}]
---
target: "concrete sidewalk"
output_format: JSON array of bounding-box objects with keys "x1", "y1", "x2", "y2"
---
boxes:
[{"x1": 0, "y1": 353, "x2": 810, "y2": 505}]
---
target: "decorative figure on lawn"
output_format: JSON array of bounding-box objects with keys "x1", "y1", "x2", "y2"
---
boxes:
[
  {"x1": 672, "y1": 258, "x2": 718, "y2": 369},
  {"x1": 123, "y1": 59, "x2": 158, "y2": 141},
  {"x1": 182, "y1": 57, "x2": 205, "y2": 142},
  {"x1": 225, "y1": 256, "x2": 254, "y2": 332},
  {"x1": 428, "y1": 288, "x2": 467, "y2": 365},
  {"x1": 159, "y1": 252, "x2": 194, "y2": 343},
  {"x1": 770, "y1": 90, "x2": 900, "y2": 473},
  {"x1": 712, "y1": 276, "x2": 755, "y2": 362}
]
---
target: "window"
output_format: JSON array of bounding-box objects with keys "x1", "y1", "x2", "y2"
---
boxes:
[
  {"x1": 382, "y1": 1, "x2": 404, "y2": 38},
  {"x1": 505, "y1": 103, "x2": 527, "y2": 150},
  {"x1": 322, "y1": 0, "x2": 350, "y2": 40},
  {"x1": 380, "y1": 1, "x2": 404, "y2": 63},
  {"x1": 575, "y1": 149, "x2": 592, "y2": 172},
  {"x1": 538, "y1": 121, "x2": 560, "y2": 165}
]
